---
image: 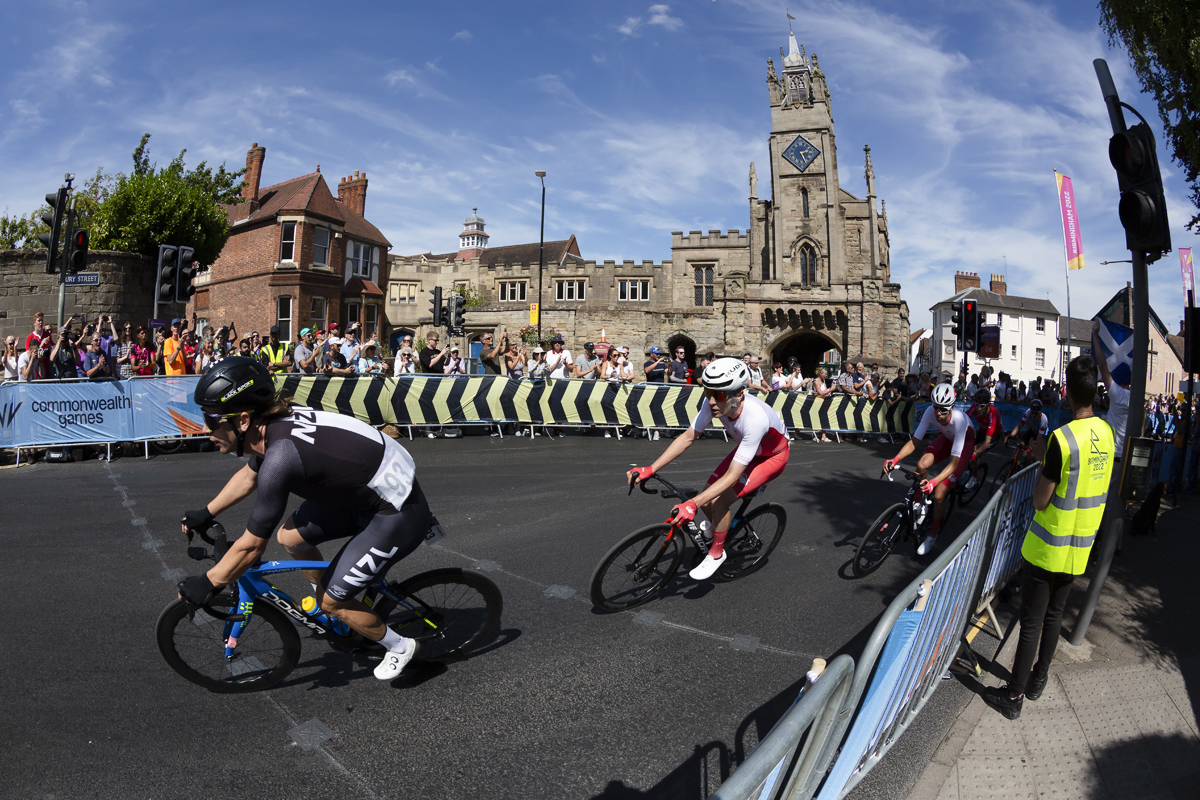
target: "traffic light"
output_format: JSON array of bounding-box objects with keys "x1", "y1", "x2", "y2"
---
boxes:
[
  {"x1": 1108, "y1": 122, "x2": 1171, "y2": 260},
  {"x1": 68, "y1": 229, "x2": 89, "y2": 273},
  {"x1": 949, "y1": 301, "x2": 963, "y2": 350},
  {"x1": 451, "y1": 293, "x2": 466, "y2": 328},
  {"x1": 962, "y1": 299, "x2": 979, "y2": 352},
  {"x1": 175, "y1": 246, "x2": 196, "y2": 303},
  {"x1": 38, "y1": 188, "x2": 67, "y2": 274},
  {"x1": 155, "y1": 244, "x2": 179, "y2": 304},
  {"x1": 429, "y1": 286, "x2": 443, "y2": 327}
]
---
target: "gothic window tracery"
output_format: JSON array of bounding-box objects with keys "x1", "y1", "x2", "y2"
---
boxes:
[{"x1": 799, "y1": 243, "x2": 818, "y2": 288}]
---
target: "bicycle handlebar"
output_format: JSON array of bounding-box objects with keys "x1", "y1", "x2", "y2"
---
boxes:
[
  {"x1": 180, "y1": 520, "x2": 244, "y2": 621},
  {"x1": 628, "y1": 472, "x2": 699, "y2": 501}
]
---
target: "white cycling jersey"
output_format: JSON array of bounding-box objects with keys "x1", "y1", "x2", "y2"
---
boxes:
[
  {"x1": 1019, "y1": 409, "x2": 1050, "y2": 436},
  {"x1": 913, "y1": 406, "x2": 972, "y2": 458},
  {"x1": 691, "y1": 393, "x2": 789, "y2": 465}
]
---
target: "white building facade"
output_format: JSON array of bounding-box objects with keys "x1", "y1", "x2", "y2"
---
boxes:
[{"x1": 930, "y1": 272, "x2": 1063, "y2": 385}]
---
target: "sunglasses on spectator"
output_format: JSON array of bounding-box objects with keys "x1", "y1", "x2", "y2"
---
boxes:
[{"x1": 203, "y1": 410, "x2": 242, "y2": 431}]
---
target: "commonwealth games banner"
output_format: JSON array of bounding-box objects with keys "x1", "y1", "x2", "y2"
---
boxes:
[{"x1": 0, "y1": 380, "x2": 135, "y2": 447}]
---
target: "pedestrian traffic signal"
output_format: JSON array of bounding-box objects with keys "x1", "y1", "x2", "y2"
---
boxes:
[
  {"x1": 962, "y1": 300, "x2": 979, "y2": 352},
  {"x1": 156, "y1": 244, "x2": 179, "y2": 303},
  {"x1": 175, "y1": 246, "x2": 196, "y2": 303},
  {"x1": 451, "y1": 293, "x2": 466, "y2": 328},
  {"x1": 949, "y1": 301, "x2": 963, "y2": 350},
  {"x1": 1108, "y1": 122, "x2": 1171, "y2": 261},
  {"x1": 38, "y1": 188, "x2": 68, "y2": 274},
  {"x1": 429, "y1": 286, "x2": 443, "y2": 327},
  {"x1": 68, "y1": 229, "x2": 89, "y2": 273}
]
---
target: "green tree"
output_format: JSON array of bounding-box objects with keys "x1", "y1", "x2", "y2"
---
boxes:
[
  {"x1": 1100, "y1": 0, "x2": 1200, "y2": 229},
  {"x1": 0, "y1": 210, "x2": 32, "y2": 249}
]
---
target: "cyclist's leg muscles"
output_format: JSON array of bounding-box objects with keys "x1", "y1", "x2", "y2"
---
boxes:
[
  {"x1": 703, "y1": 449, "x2": 787, "y2": 558},
  {"x1": 283, "y1": 500, "x2": 359, "y2": 588},
  {"x1": 319, "y1": 485, "x2": 432, "y2": 640}
]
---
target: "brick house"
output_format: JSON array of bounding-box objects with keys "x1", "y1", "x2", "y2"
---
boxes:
[{"x1": 189, "y1": 143, "x2": 392, "y2": 342}]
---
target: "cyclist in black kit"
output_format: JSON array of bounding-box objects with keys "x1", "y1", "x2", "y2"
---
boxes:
[{"x1": 176, "y1": 357, "x2": 433, "y2": 681}]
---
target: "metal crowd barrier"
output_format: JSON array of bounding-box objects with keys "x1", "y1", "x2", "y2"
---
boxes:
[{"x1": 711, "y1": 465, "x2": 1038, "y2": 800}]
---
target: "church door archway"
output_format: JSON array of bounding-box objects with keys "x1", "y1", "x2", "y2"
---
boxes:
[
  {"x1": 770, "y1": 332, "x2": 841, "y2": 379},
  {"x1": 666, "y1": 334, "x2": 696, "y2": 370}
]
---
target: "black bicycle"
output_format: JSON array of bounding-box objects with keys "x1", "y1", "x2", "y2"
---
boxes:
[
  {"x1": 588, "y1": 473, "x2": 786, "y2": 612},
  {"x1": 157, "y1": 521, "x2": 503, "y2": 693}
]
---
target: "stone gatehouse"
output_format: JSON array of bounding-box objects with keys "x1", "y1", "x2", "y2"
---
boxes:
[{"x1": 386, "y1": 29, "x2": 909, "y2": 374}]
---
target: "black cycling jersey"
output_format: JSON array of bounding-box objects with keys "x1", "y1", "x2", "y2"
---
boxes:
[{"x1": 246, "y1": 408, "x2": 416, "y2": 538}]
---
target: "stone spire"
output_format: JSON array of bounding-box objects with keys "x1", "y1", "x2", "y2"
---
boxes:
[{"x1": 865, "y1": 145, "x2": 880, "y2": 279}]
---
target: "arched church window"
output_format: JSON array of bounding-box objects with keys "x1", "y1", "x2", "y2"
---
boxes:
[
  {"x1": 800, "y1": 244, "x2": 818, "y2": 288},
  {"x1": 801, "y1": 188, "x2": 809, "y2": 218},
  {"x1": 694, "y1": 265, "x2": 714, "y2": 306}
]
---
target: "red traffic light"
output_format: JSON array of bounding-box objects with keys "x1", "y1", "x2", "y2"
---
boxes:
[{"x1": 73, "y1": 229, "x2": 88, "y2": 248}]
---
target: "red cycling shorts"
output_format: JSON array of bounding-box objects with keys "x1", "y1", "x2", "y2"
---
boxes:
[
  {"x1": 707, "y1": 445, "x2": 790, "y2": 498},
  {"x1": 923, "y1": 427, "x2": 976, "y2": 487}
]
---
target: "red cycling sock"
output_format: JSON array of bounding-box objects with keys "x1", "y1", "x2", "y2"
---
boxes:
[
  {"x1": 709, "y1": 528, "x2": 729, "y2": 559},
  {"x1": 929, "y1": 517, "x2": 941, "y2": 538}
]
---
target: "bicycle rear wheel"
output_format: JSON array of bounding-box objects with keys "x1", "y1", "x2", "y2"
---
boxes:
[
  {"x1": 718, "y1": 504, "x2": 786, "y2": 581},
  {"x1": 959, "y1": 462, "x2": 988, "y2": 507},
  {"x1": 853, "y1": 503, "x2": 907, "y2": 577},
  {"x1": 989, "y1": 461, "x2": 1014, "y2": 498},
  {"x1": 589, "y1": 523, "x2": 685, "y2": 612},
  {"x1": 375, "y1": 568, "x2": 503, "y2": 664},
  {"x1": 156, "y1": 598, "x2": 300, "y2": 693}
]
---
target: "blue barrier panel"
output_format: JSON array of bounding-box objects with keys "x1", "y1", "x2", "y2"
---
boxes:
[
  {"x1": 0, "y1": 380, "x2": 135, "y2": 447},
  {"x1": 913, "y1": 401, "x2": 1105, "y2": 438},
  {"x1": 130, "y1": 376, "x2": 205, "y2": 440}
]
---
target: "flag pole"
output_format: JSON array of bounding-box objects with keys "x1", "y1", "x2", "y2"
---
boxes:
[{"x1": 1056, "y1": 170, "x2": 1073, "y2": 380}]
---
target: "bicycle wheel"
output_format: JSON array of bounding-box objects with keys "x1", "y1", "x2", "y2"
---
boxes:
[
  {"x1": 589, "y1": 523, "x2": 685, "y2": 612},
  {"x1": 156, "y1": 598, "x2": 300, "y2": 693},
  {"x1": 853, "y1": 503, "x2": 907, "y2": 577},
  {"x1": 989, "y1": 461, "x2": 1014, "y2": 498},
  {"x1": 377, "y1": 568, "x2": 503, "y2": 664},
  {"x1": 150, "y1": 436, "x2": 186, "y2": 455},
  {"x1": 959, "y1": 462, "x2": 988, "y2": 507},
  {"x1": 718, "y1": 504, "x2": 786, "y2": 581}
]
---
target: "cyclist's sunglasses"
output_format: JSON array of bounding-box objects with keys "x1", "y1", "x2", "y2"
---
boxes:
[
  {"x1": 702, "y1": 388, "x2": 729, "y2": 402},
  {"x1": 203, "y1": 410, "x2": 242, "y2": 431},
  {"x1": 934, "y1": 406, "x2": 953, "y2": 417}
]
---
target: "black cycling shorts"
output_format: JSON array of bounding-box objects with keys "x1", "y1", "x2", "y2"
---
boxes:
[
  {"x1": 291, "y1": 480, "x2": 433, "y2": 601},
  {"x1": 1019, "y1": 428, "x2": 1038, "y2": 447}
]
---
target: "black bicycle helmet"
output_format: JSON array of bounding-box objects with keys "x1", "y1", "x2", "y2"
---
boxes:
[
  {"x1": 1030, "y1": 398, "x2": 1043, "y2": 413},
  {"x1": 975, "y1": 388, "x2": 991, "y2": 405},
  {"x1": 193, "y1": 356, "x2": 276, "y2": 415}
]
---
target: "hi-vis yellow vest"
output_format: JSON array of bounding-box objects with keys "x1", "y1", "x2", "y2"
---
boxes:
[{"x1": 1022, "y1": 416, "x2": 1115, "y2": 575}]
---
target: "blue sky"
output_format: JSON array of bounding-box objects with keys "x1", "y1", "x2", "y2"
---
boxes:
[{"x1": 1, "y1": 0, "x2": 1193, "y2": 335}]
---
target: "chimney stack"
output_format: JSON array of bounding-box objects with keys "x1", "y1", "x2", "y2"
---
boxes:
[
  {"x1": 989, "y1": 273, "x2": 1007, "y2": 296},
  {"x1": 243, "y1": 143, "x2": 266, "y2": 213},
  {"x1": 954, "y1": 271, "x2": 981, "y2": 294},
  {"x1": 338, "y1": 170, "x2": 368, "y2": 217}
]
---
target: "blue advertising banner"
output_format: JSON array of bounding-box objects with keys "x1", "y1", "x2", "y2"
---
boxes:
[
  {"x1": 130, "y1": 377, "x2": 205, "y2": 441},
  {"x1": 0, "y1": 381, "x2": 135, "y2": 447}
]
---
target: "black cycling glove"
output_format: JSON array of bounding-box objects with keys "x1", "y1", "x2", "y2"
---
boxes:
[
  {"x1": 178, "y1": 574, "x2": 221, "y2": 606},
  {"x1": 181, "y1": 507, "x2": 215, "y2": 530}
]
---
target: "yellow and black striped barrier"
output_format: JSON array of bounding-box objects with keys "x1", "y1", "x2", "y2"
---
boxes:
[{"x1": 276, "y1": 375, "x2": 916, "y2": 434}]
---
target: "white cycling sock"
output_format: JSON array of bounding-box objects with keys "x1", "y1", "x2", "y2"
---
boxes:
[{"x1": 378, "y1": 627, "x2": 406, "y2": 653}]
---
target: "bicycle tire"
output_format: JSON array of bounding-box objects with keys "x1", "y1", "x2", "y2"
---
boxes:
[
  {"x1": 958, "y1": 462, "x2": 988, "y2": 507},
  {"x1": 989, "y1": 461, "x2": 1014, "y2": 498},
  {"x1": 156, "y1": 598, "x2": 300, "y2": 693},
  {"x1": 589, "y1": 523, "x2": 685, "y2": 612},
  {"x1": 718, "y1": 504, "x2": 786, "y2": 581},
  {"x1": 377, "y1": 568, "x2": 502, "y2": 664},
  {"x1": 853, "y1": 503, "x2": 906, "y2": 577},
  {"x1": 150, "y1": 437, "x2": 186, "y2": 455}
]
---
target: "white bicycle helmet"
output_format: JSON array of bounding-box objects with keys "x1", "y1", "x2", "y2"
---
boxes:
[
  {"x1": 701, "y1": 357, "x2": 751, "y2": 393},
  {"x1": 931, "y1": 383, "x2": 957, "y2": 409}
]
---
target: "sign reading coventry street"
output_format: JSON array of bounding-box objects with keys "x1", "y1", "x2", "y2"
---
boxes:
[{"x1": 64, "y1": 272, "x2": 100, "y2": 286}]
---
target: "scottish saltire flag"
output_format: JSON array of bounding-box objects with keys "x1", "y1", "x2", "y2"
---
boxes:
[
  {"x1": 1056, "y1": 172, "x2": 1085, "y2": 270},
  {"x1": 1094, "y1": 318, "x2": 1134, "y2": 386}
]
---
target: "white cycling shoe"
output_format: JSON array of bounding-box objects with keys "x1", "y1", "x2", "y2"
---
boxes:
[
  {"x1": 374, "y1": 638, "x2": 419, "y2": 681},
  {"x1": 689, "y1": 551, "x2": 727, "y2": 580},
  {"x1": 917, "y1": 535, "x2": 937, "y2": 556}
]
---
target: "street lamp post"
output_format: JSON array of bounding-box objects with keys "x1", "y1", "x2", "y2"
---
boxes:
[{"x1": 535, "y1": 170, "x2": 546, "y2": 343}]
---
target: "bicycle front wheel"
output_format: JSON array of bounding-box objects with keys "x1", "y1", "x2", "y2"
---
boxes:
[
  {"x1": 989, "y1": 461, "x2": 1014, "y2": 498},
  {"x1": 959, "y1": 462, "x2": 988, "y2": 507},
  {"x1": 853, "y1": 503, "x2": 907, "y2": 577},
  {"x1": 718, "y1": 504, "x2": 786, "y2": 581},
  {"x1": 156, "y1": 599, "x2": 300, "y2": 693},
  {"x1": 378, "y1": 568, "x2": 503, "y2": 664},
  {"x1": 589, "y1": 523, "x2": 685, "y2": 612}
]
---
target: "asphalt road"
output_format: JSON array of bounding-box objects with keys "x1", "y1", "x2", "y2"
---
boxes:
[{"x1": 2, "y1": 431, "x2": 1003, "y2": 799}]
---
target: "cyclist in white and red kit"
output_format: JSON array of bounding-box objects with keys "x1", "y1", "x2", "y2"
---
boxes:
[
  {"x1": 883, "y1": 383, "x2": 975, "y2": 556},
  {"x1": 627, "y1": 358, "x2": 790, "y2": 580}
]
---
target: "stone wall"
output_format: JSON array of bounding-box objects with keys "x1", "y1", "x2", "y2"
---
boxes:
[{"x1": 0, "y1": 249, "x2": 155, "y2": 346}]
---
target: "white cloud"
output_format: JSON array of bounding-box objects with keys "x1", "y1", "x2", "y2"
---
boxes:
[
  {"x1": 647, "y1": 5, "x2": 683, "y2": 31},
  {"x1": 617, "y1": 16, "x2": 642, "y2": 36},
  {"x1": 383, "y1": 66, "x2": 448, "y2": 101},
  {"x1": 592, "y1": 54, "x2": 607, "y2": 64},
  {"x1": 452, "y1": 30, "x2": 472, "y2": 42}
]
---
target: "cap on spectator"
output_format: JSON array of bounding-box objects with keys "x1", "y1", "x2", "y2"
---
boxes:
[
  {"x1": 649, "y1": 346, "x2": 662, "y2": 354},
  {"x1": 316, "y1": 328, "x2": 325, "y2": 335},
  {"x1": 329, "y1": 322, "x2": 340, "y2": 329},
  {"x1": 450, "y1": 345, "x2": 459, "y2": 352},
  {"x1": 364, "y1": 343, "x2": 377, "y2": 352},
  {"x1": 584, "y1": 341, "x2": 594, "y2": 348},
  {"x1": 299, "y1": 327, "x2": 312, "y2": 337},
  {"x1": 552, "y1": 334, "x2": 564, "y2": 343},
  {"x1": 533, "y1": 346, "x2": 544, "y2": 354},
  {"x1": 269, "y1": 325, "x2": 281, "y2": 336},
  {"x1": 619, "y1": 345, "x2": 629, "y2": 353}
]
